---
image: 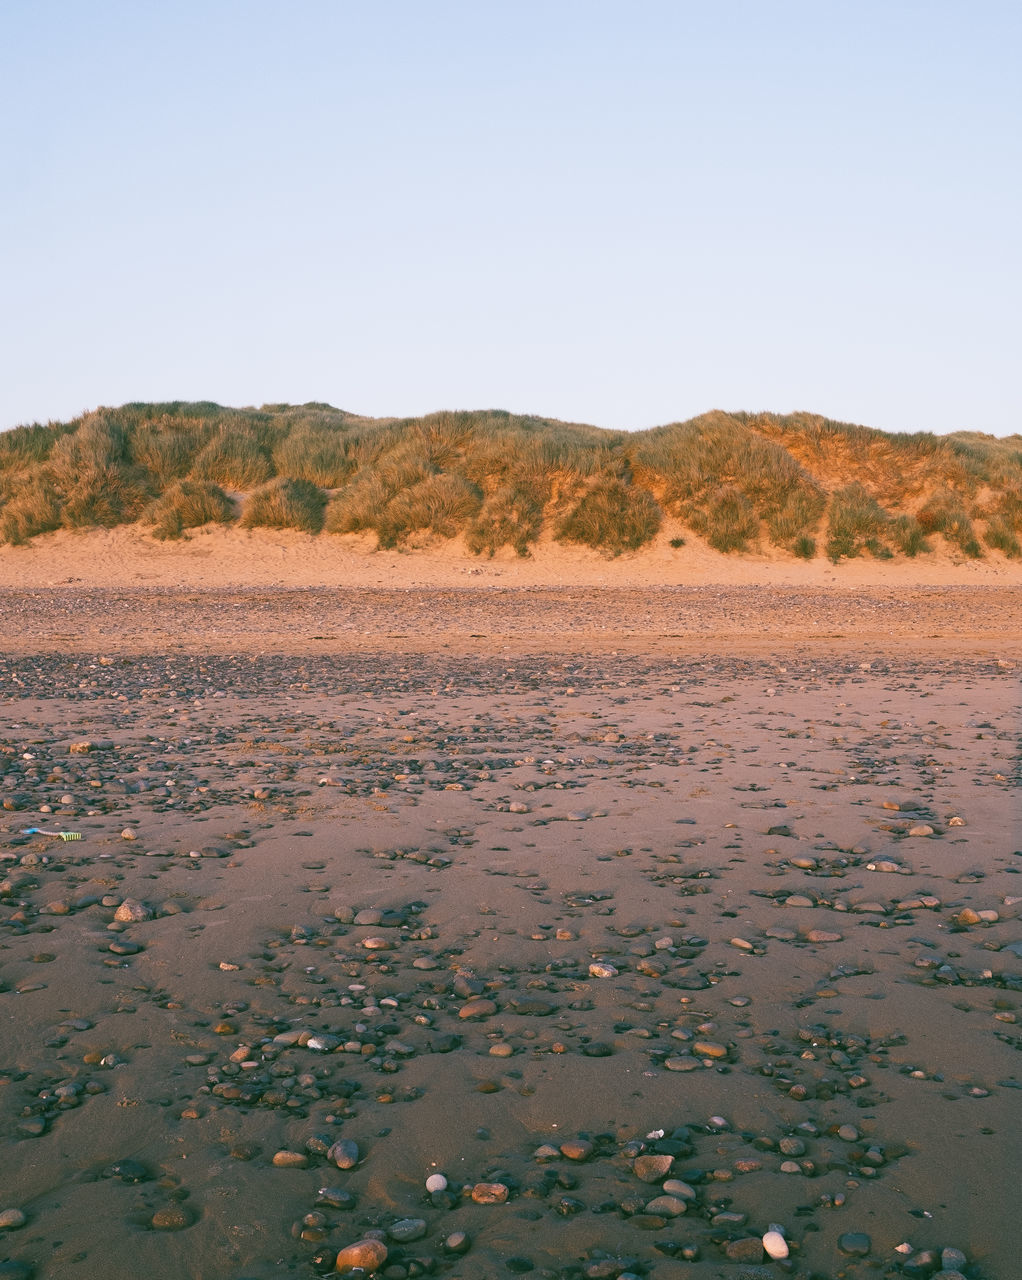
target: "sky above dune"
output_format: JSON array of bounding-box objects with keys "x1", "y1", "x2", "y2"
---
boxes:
[{"x1": 2, "y1": 1, "x2": 1019, "y2": 437}]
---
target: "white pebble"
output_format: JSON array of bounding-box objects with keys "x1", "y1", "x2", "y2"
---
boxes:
[
  {"x1": 763, "y1": 1229, "x2": 788, "y2": 1259},
  {"x1": 0, "y1": 1208, "x2": 27, "y2": 1229},
  {"x1": 425, "y1": 1173, "x2": 448, "y2": 1193}
]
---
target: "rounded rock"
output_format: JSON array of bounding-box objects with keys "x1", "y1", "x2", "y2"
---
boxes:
[
  {"x1": 838, "y1": 1231, "x2": 871, "y2": 1256},
  {"x1": 633, "y1": 1153, "x2": 673, "y2": 1183},
  {"x1": 388, "y1": 1217, "x2": 427, "y2": 1243},
  {"x1": 425, "y1": 1173, "x2": 448, "y2": 1193},
  {"x1": 328, "y1": 1139, "x2": 360, "y2": 1169},
  {"x1": 0, "y1": 1209, "x2": 27, "y2": 1230},
  {"x1": 459, "y1": 997, "x2": 498, "y2": 1020},
  {"x1": 643, "y1": 1195, "x2": 687, "y2": 1217},
  {"x1": 151, "y1": 1206, "x2": 195, "y2": 1231},
  {"x1": 334, "y1": 1239, "x2": 388, "y2": 1274},
  {"x1": 724, "y1": 1238, "x2": 764, "y2": 1264},
  {"x1": 560, "y1": 1139, "x2": 593, "y2": 1161},
  {"x1": 272, "y1": 1150, "x2": 309, "y2": 1169},
  {"x1": 762, "y1": 1229, "x2": 788, "y2": 1260},
  {"x1": 113, "y1": 898, "x2": 152, "y2": 923},
  {"x1": 443, "y1": 1229, "x2": 471, "y2": 1255},
  {"x1": 471, "y1": 1181, "x2": 509, "y2": 1204}
]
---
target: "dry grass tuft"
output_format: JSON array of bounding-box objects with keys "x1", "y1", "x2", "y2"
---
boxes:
[
  {"x1": 555, "y1": 477, "x2": 662, "y2": 555},
  {"x1": 272, "y1": 425, "x2": 353, "y2": 487},
  {"x1": 375, "y1": 474, "x2": 483, "y2": 549},
  {"x1": 191, "y1": 429, "x2": 274, "y2": 489},
  {"x1": 466, "y1": 482, "x2": 548, "y2": 557},
  {"x1": 144, "y1": 480, "x2": 235, "y2": 540},
  {"x1": 825, "y1": 484, "x2": 894, "y2": 561},
  {"x1": 0, "y1": 474, "x2": 62, "y2": 544},
  {"x1": 240, "y1": 477, "x2": 326, "y2": 534},
  {"x1": 916, "y1": 496, "x2": 983, "y2": 558}
]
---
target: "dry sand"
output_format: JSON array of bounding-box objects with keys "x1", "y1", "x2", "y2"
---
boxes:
[
  {"x1": 2, "y1": 524, "x2": 1022, "y2": 591},
  {"x1": 0, "y1": 531, "x2": 1020, "y2": 1280}
]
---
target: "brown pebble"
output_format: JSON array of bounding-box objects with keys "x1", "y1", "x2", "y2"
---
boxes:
[
  {"x1": 151, "y1": 1206, "x2": 194, "y2": 1231},
  {"x1": 471, "y1": 1181, "x2": 509, "y2": 1204},
  {"x1": 334, "y1": 1239, "x2": 388, "y2": 1273},
  {"x1": 459, "y1": 998, "x2": 498, "y2": 1019},
  {"x1": 633, "y1": 1154, "x2": 674, "y2": 1183},
  {"x1": 560, "y1": 1138, "x2": 594, "y2": 1161},
  {"x1": 272, "y1": 1150, "x2": 309, "y2": 1168}
]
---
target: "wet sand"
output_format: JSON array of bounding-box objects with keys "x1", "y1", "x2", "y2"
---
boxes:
[{"x1": 1, "y1": 587, "x2": 1020, "y2": 1280}]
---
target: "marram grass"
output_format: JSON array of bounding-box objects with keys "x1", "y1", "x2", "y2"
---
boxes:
[{"x1": 1, "y1": 402, "x2": 1020, "y2": 560}]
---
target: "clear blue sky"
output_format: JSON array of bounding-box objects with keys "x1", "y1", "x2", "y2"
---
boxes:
[{"x1": 2, "y1": 1, "x2": 1019, "y2": 436}]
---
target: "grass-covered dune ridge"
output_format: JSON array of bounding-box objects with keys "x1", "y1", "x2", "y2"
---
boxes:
[{"x1": 1, "y1": 401, "x2": 1020, "y2": 560}]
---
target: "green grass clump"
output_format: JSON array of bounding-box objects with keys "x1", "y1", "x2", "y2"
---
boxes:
[
  {"x1": 131, "y1": 418, "x2": 208, "y2": 485},
  {"x1": 555, "y1": 477, "x2": 662, "y2": 555},
  {"x1": 191, "y1": 429, "x2": 274, "y2": 489},
  {"x1": 466, "y1": 482, "x2": 548, "y2": 557},
  {"x1": 45, "y1": 418, "x2": 152, "y2": 528},
  {"x1": 240, "y1": 477, "x2": 327, "y2": 534},
  {"x1": 324, "y1": 475, "x2": 392, "y2": 538},
  {"x1": 375, "y1": 474, "x2": 483, "y2": 549},
  {"x1": 272, "y1": 425, "x2": 353, "y2": 487},
  {"x1": 793, "y1": 534, "x2": 816, "y2": 559},
  {"x1": 825, "y1": 484, "x2": 893, "y2": 561},
  {"x1": 916, "y1": 495, "x2": 983, "y2": 557},
  {"x1": 890, "y1": 514, "x2": 931, "y2": 557},
  {"x1": 694, "y1": 486, "x2": 760, "y2": 553},
  {"x1": 765, "y1": 486, "x2": 826, "y2": 551},
  {"x1": 632, "y1": 413, "x2": 823, "y2": 550},
  {"x1": 144, "y1": 480, "x2": 235, "y2": 540},
  {"x1": 983, "y1": 518, "x2": 1022, "y2": 558}
]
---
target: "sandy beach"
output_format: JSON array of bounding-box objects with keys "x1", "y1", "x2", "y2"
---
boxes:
[{"x1": 1, "y1": 533, "x2": 1019, "y2": 1280}]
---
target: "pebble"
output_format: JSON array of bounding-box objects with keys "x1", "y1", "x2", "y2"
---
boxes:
[
  {"x1": 425, "y1": 1173, "x2": 448, "y2": 1193},
  {"x1": 643, "y1": 1195, "x2": 687, "y2": 1216},
  {"x1": 838, "y1": 1231, "x2": 871, "y2": 1256},
  {"x1": 0, "y1": 1210, "x2": 27, "y2": 1230},
  {"x1": 328, "y1": 1139, "x2": 360, "y2": 1169},
  {"x1": 443, "y1": 1229, "x2": 471, "y2": 1255},
  {"x1": 724, "y1": 1237, "x2": 764, "y2": 1263},
  {"x1": 151, "y1": 1206, "x2": 194, "y2": 1231},
  {"x1": 633, "y1": 1154, "x2": 673, "y2": 1182},
  {"x1": 272, "y1": 1150, "x2": 309, "y2": 1168},
  {"x1": 334, "y1": 1239, "x2": 388, "y2": 1273},
  {"x1": 560, "y1": 1138, "x2": 593, "y2": 1161},
  {"x1": 471, "y1": 1181, "x2": 509, "y2": 1203},
  {"x1": 459, "y1": 997, "x2": 498, "y2": 1019},
  {"x1": 762, "y1": 1228, "x2": 788, "y2": 1259},
  {"x1": 691, "y1": 1039, "x2": 728, "y2": 1058},
  {"x1": 112, "y1": 897, "x2": 152, "y2": 922},
  {"x1": 387, "y1": 1217, "x2": 427, "y2": 1242}
]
